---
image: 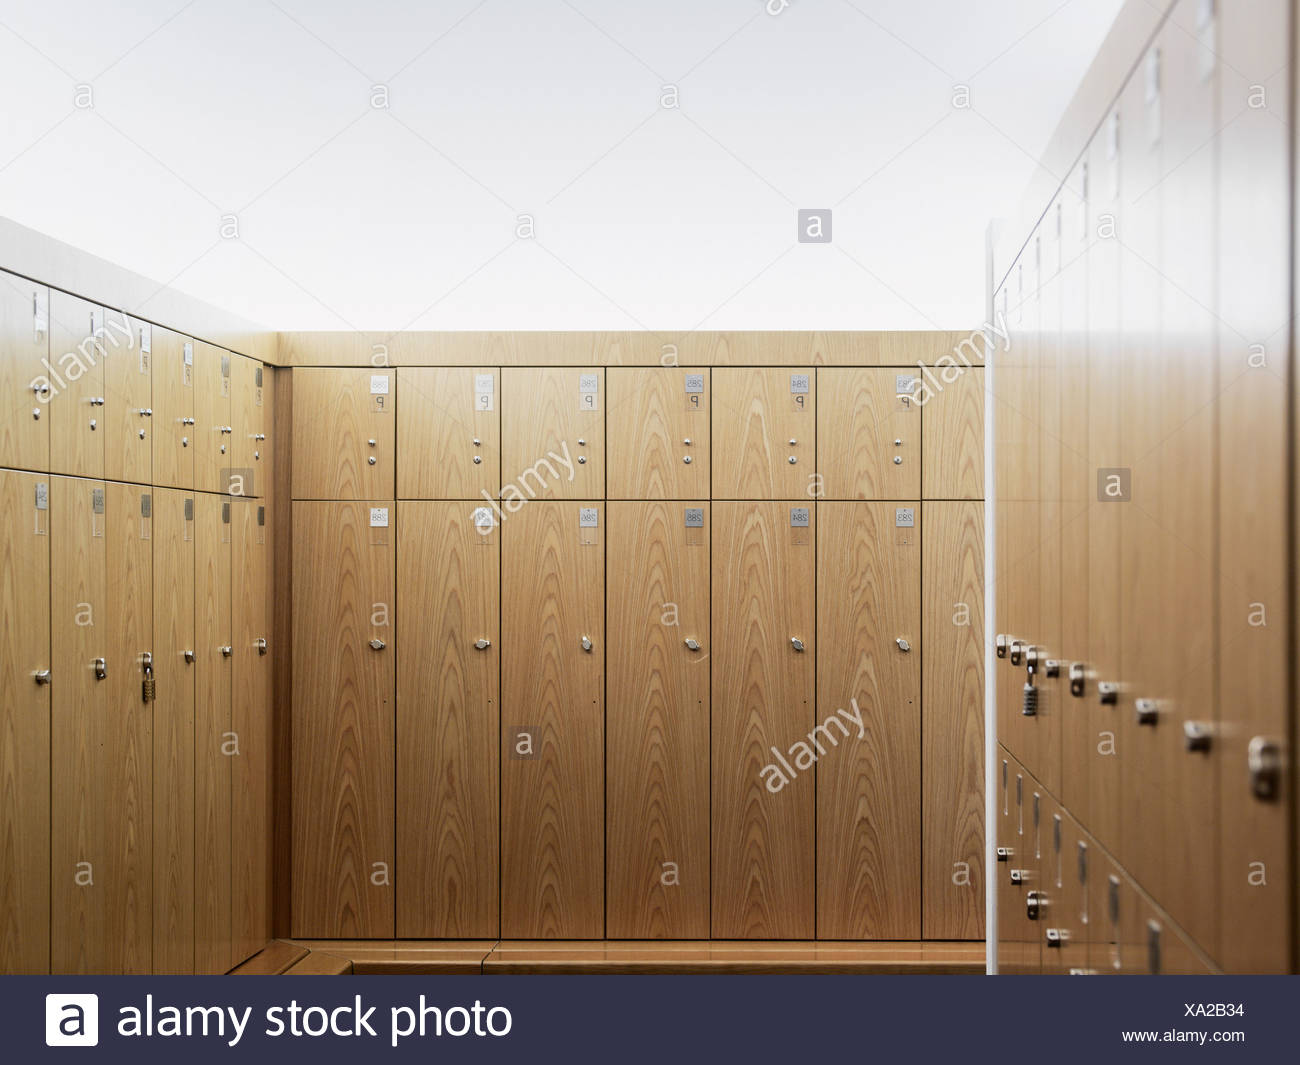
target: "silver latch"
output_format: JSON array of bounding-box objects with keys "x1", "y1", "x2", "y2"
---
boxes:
[
  {"x1": 1026, "y1": 890, "x2": 1043, "y2": 921},
  {"x1": 1135, "y1": 698, "x2": 1158, "y2": 726},
  {"x1": 219, "y1": 645, "x2": 233, "y2": 658},
  {"x1": 1069, "y1": 662, "x2": 1085, "y2": 697},
  {"x1": 369, "y1": 638, "x2": 386, "y2": 651},
  {"x1": 93, "y1": 657, "x2": 107, "y2": 680},
  {"x1": 895, "y1": 637, "x2": 911, "y2": 653},
  {"x1": 1183, "y1": 720, "x2": 1212, "y2": 753},
  {"x1": 1247, "y1": 737, "x2": 1282, "y2": 801},
  {"x1": 1046, "y1": 928, "x2": 1067, "y2": 948},
  {"x1": 474, "y1": 638, "x2": 491, "y2": 650},
  {"x1": 34, "y1": 669, "x2": 51, "y2": 685},
  {"x1": 1044, "y1": 659, "x2": 1061, "y2": 678},
  {"x1": 255, "y1": 637, "x2": 268, "y2": 656},
  {"x1": 183, "y1": 650, "x2": 195, "y2": 664},
  {"x1": 996, "y1": 846, "x2": 1011, "y2": 863},
  {"x1": 996, "y1": 634, "x2": 1008, "y2": 659},
  {"x1": 790, "y1": 637, "x2": 805, "y2": 652},
  {"x1": 1098, "y1": 681, "x2": 1118, "y2": 705},
  {"x1": 1009, "y1": 639, "x2": 1025, "y2": 666},
  {"x1": 581, "y1": 635, "x2": 593, "y2": 652},
  {"x1": 684, "y1": 638, "x2": 700, "y2": 651}
]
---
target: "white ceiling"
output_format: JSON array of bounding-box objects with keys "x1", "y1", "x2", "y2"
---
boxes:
[{"x1": 0, "y1": 0, "x2": 1124, "y2": 331}]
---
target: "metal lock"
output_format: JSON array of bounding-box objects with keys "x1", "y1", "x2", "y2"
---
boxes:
[
  {"x1": 1009, "y1": 640, "x2": 1025, "y2": 667},
  {"x1": 183, "y1": 650, "x2": 195, "y2": 664},
  {"x1": 34, "y1": 669, "x2": 51, "y2": 685},
  {"x1": 996, "y1": 846, "x2": 1011, "y2": 863},
  {"x1": 893, "y1": 456, "x2": 902, "y2": 465},
  {"x1": 1045, "y1": 928, "x2": 1067, "y2": 948},
  {"x1": 474, "y1": 638, "x2": 491, "y2": 650},
  {"x1": 683, "y1": 455, "x2": 692, "y2": 464},
  {"x1": 1068, "y1": 662, "x2": 1085, "y2": 697},
  {"x1": 369, "y1": 639, "x2": 386, "y2": 651},
  {"x1": 1097, "y1": 681, "x2": 1118, "y2": 705},
  {"x1": 141, "y1": 652, "x2": 155, "y2": 704},
  {"x1": 578, "y1": 456, "x2": 587, "y2": 464},
  {"x1": 1183, "y1": 720, "x2": 1212, "y2": 753},
  {"x1": 790, "y1": 637, "x2": 805, "y2": 652},
  {"x1": 1009, "y1": 868, "x2": 1026, "y2": 885},
  {"x1": 788, "y1": 456, "x2": 797, "y2": 464},
  {"x1": 1022, "y1": 680, "x2": 1039, "y2": 717},
  {"x1": 581, "y1": 635, "x2": 593, "y2": 653},
  {"x1": 219, "y1": 645, "x2": 233, "y2": 658},
  {"x1": 684, "y1": 638, "x2": 701, "y2": 651},
  {"x1": 93, "y1": 657, "x2": 107, "y2": 680},
  {"x1": 1026, "y1": 889, "x2": 1043, "y2": 921},
  {"x1": 996, "y1": 634, "x2": 1007, "y2": 659},
  {"x1": 1247, "y1": 737, "x2": 1282, "y2": 801},
  {"x1": 1134, "y1": 698, "x2": 1158, "y2": 726},
  {"x1": 895, "y1": 637, "x2": 910, "y2": 653},
  {"x1": 255, "y1": 637, "x2": 268, "y2": 656}
]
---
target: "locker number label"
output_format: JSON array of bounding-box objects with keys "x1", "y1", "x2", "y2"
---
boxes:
[
  {"x1": 789, "y1": 374, "x2": 809, "y2": 393},
  {"x1": 684, "y1": 374, "x2": 704, "y2": 393},
  {"x1": 370, "y1": 374, "x2": 390, "y2": 395},
  {"x1": 789, "y1": 506, "x2": 810, "y2": 546},
  {"x1": 895, "y1": 507, "x2": 914, "y2": 527},
  {"x1": 789, "y1": 507, "x2": 810, "y2": 527},
  {"x1": 579, "y1": 507, "x2": 599, "y2": 528},
  {"x1": 183, "y1": 342, "x2": 193, "y2": 387},
  {"x1": 370, "y1": 507, "x2": 389, "y2": 528},
  {"x1": 579, "y1": 374, "x2": 599, "y2": 411},
  {"x1": 475, "y1": 373, "x2": 494, "y2": 411},
  {"x1": 684, "y1": 506, "x2": 705, "y2": 545},
  {"x1": 473, "y1": 506, "x2": 496, "y2": 544}
]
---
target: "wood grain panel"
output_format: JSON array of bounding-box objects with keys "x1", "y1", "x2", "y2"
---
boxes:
[
  {"x1": 0, "y1": 470, "x2": 50, "y2": 972},
  {"x1": 817, "y1": 502, "x2": 920, "y2": 939},
  {"x1": 817, "y1": 369, "x2": 919, "y2": 499},
  {"x1": 501, "y1": 369, "x2": 603, "y2": 500},
  {"x1": 0, "y1": 270, "x2": 50, "y2": 471},
  {"x1": 291, "y1": 501, "x2": 395, "y2": 937},
  {"x1": 922, "y1": 501, "x2": 984, "y2": 940},
  {"x1": 606, "y1": 502, "x2": 710, "y2": 938},
  {"x1": 271, "y1": 368, "x2": 293, "y2": 937},
  {"x1": 291, "y1": 369, "x2": 394, "y2": 499},
  {"x1": 397, "y1": 501, "x2": 499, "y2": 937},
  {"x1": 50, "y1": 478, "x2": 108, "y2": 972},
  {"x1": 396, "y1": 368, "x2": 500, "y2": 499},
  {"x1": 501, "y1": 501, "x2": 604, "y2": 938},
  {"x1": 193, "y1": 342, "x2": 231, "y2": 494},
  {"x1": 151, "y1": 488, "x2": 195, "y2": 974},
  {"x1": 230, "y1": 354, "x2": 265, "y2": 496},
  {"x1": 48, "y1": 292, "x2": 104, "y2": 478},
  {"x1": 921, "y1": 365, "x2": 983, "y2": 499},
  {"x1": 194, "y1": 493, "x2": 231, "y2": 973},
  {"x1": 150, "y1": 328, "x2": 195, "y2": 491},
  {"x1": 232, "y1": 497, "x2": 272, "y2": 963},
  {"x1": 712, "y1": 369, "x2": 814, "y2": 499},
  {"x1": 606, "y1": 369, "x2": 709, "y2": 499},
  {"x1": 711, "y1": 501, "x2": 814, "y2": 938},
  {"x1": 103, "y1": 311, "x2": 152, "y2": 485}
]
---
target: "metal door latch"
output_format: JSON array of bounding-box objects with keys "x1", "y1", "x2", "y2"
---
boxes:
[
  {"x1": 1026, "y1": 890, "x2": 1043, "y2": 921},
  {"x1": 141, "y1": 652, "x2": 155, "y2": 704},
  {"x1": 219, "y1": 645, "x2": 233, "y2": 658},
  {"x1": 34, "y1": 669, "x2": 51, "y2": 685},
  {"x1": 1135, "y1": 698, "x2": 1158, "y2": 726},
  {"x1": 996, "y1": 634, "x2": 1008, "y2": 659},
  {"x1": 1097, "y1": 681, "x2": 1118, "y2": 705},
  {"x1": 1044, "y1": 659, "x2": 1061, "y2": 678},
  {"x1": 1068, "y1": 662, "x2": 1086, "y2": 697},
  {"x1": 996, "y1": 846, "x2": 1012, "y2": 862},
  {"x1": 93, "y1": 657, "x2": 107, "y2": 680},
  {"x1": 895, "y1": 637, "x2": 911, "y2": 653},
  {"x1": 1247, "y1": 737, "x2": 1282, "y2": 801},
  {"x1": 1183, "y1": 720, "x2": 1212, "y2": 753},
  {"x1": 1025, "y1": 646, "x2": 1040, "y2": 674},
  {"x1": 684, "y1": 638, "x2": 701, "y2": 651},
  {"x1": 1009, "y1": 868, "x2": 1026, "y2": 885},
  {"x1": 1009, "y1": 639, "x2": 1025, "y2": 666},
  {"x1": 581, "y1": 636, "x2": 593, "y2": 652},
  {"x1": 474, "y1": 638, "x2": 491, "y2": 650},
  {"x1": 1046, "y1": 928, "x2": 1068, "y2": 948},
  {"x1": 790, "y1": 637, "x2": 805, "y2": 652},
  {"x1": 183, "y1": 650, "x2": 195, "y2": 664},
  {"x1": 255, "y1": 637, "x2": 268, "y2": 656},
  {"x1": 368, "y1": 639, "x2": 386, "y2": 651}
]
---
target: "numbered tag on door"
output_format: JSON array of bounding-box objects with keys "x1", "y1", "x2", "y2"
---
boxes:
[
  {"x1": 138, "y1": 323, "x2": 151, "y2": 375},
  {"x1": 472, "y1": 505, "x2": 496, "y2": 546},
  {"x1": 370, "y1": 373, "x2": 391, "y2": 414},
  {"x1": 895, "y1": 374, "x2": 917, "y2": 411},
  {"x1": 183, "y1": 342, "x2": 193, "y2": 387},
  {"x1": 255, "y1": 366, "x2": 263, "y2": 407},
  {"x1": 33, "y1": 481, "x2": 48, "y2": 536},
  {"x1": 895, "y1": 506, "x2": 915, "y2": 546},
  {"x1": 579, "y1": 505, "x2": 600, "y2": 546},
  {"x1": 684, "y1": 506, "x2": 705, "y2": 547},
  {"x1": 789, "y1": 374, "x2": 809, "y2": 412},
  {"x1": 684, "y1": 373, "x2": 705, "y2": 413},
  {"x1": 789, "y1": 506, "x2": 810, "y2": 546},
  {"x1": 257, "y1": 505, "x2": 266, "y2": 546},
  {"x1": 221, "y1": 355, "x2": 231, "y2": 398},
  {"x1": 475, "y1": 373, "x2": 494, "y2": 412},
  {"x1": 139, "y1": 493, "x2": 152, "y2": 541},
  {"x1": 183, "y1": 497, "x2": 194, "y2": 543},
  {"x1": 578, "y1": 374, "x2": 599, "y2": 412},
  {"x1": 222, "y1": 501, "x2": 232, "y2": 544},
  {"x1": 91, "y1": 488, "x2": 105, "y2": 539},
  {"x1": 369, "y1": 505, "x2": 390, "y2": 546}
]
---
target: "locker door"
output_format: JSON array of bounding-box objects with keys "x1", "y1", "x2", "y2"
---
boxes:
[
  {"x1": 48, "y1": 292, "x2": 105, "y2": 478},
  {"x1": 712, "y1": 369, "x2": 813, "y2": 498},
  {"x1": 1020, "y1": 782, "x2": 1044, "y2": 974},
  {"x1": 292, "y1": 369, "x2": 394, "y2": 499},
  {"x1": 51, "y1": 478, "x2": 108, "y2": 972},
  {"x1": 103, "y1": 312, "x2": 152, "y2": 484},
  {"x1": 817, "y1": 369, "x2": 918, "y2": 499},
  {"x1": 151, "y1": 330, "x2": 195, "y2": 490},
  {"x1": 1040, "y1": 805, "x2": 1088, "y2": 974},
  {"x1": 151, "y1": 489, "x2": 195, "y2": 973},
  {"x1": 194, "y1": 494, "x2": 232, "y2": 972},
  {"x1": 922, "y1": 501, "x2": 984, "y2": 940},
  {"x1": 0, "y1": 470, "x2": 50, "y2": 972},
  {"x1": 292, "y1": 501, "x2": 395, "y2": 937},
  {"x1": 397, "y1": 368, "x2": 500, "y2": 499},
  {"x1": 0, "y1": 271, "x2": 50, "y2": 470},
  {"x1": 501, "y1": 500, "x2": 604, "y2": 937},
  {"x1": 1142, "y1": 903, "x2": 1215, "y2": 974},
  {"x1": 712, "y1": 501, "x2": 814, "y2": 938},
  {"x1": 817, "y1": 501, "x2": 919, "y2": 939},
  {"x1": 994, "y1": 753, "x2": 1019, "y2": 972},
  {"x1": 397, "y1": 501, "x2": 499, "y2": 937},
  {"x1": 921, "y1": 366, "x2": 984, "y2": 499},
  {"x1": 996, "y1": 757, "x2": 1038, "y2": 972},
  {"x1": 606, "y1": 501, "x2": 710, "y2": 938},
  {"x1": 501, "y1": 369, "x2": 603, "y2": 500},
  {"x1": 1091, "y1": 858, "x2": 1143, "y2": 974},
  {"x1": 606, "y1": 369, "x2": 709, "y2": 499},
  {"x1": 232, "y1": 498, "x2": 271, "y2": 961},
  {"x1": 193, "y1": 343, "x2": 231, "y2": 494},
  {"x1": 230, "y1": 355, "x2": 265, "y2": 498}
]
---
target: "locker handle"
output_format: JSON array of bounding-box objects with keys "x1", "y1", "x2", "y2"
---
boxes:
[
  {"x1": 93, "y1": 658, "x2": 107, "y2": 680},
  {"x1": 181, "y1": 418, "x2": 196, "y2": 426},
  {"x1": 684, "y1": 638, "x2": 701, "y2": 652},
  {"x1": 1068, "y1": 662, "x2": 1086, "y2": 697},
  {"x1": 33, "y1": 669, "x2": 51, "y2": 685},
  {"x1": 219, "y1": 645, "x2": 233, "y2": 658},
  {"x1": 1183, "y1": 720, "x2": 1212, "y2": 753},
  {"x1": 183, "y1": 650, "x2": 195, "y2": 665},
  {"x1": 138, "y1": 408, "x2": 153, "y2": 417},
  {"x1": 995, "y1": 633, "x2": 1007, "y2": 659},
  {"x1": 474, "y1": 638, "x2": 491, "y2": 650},
  {"x1": 369, "y1": 639, "x2": 386, "y2": 651},
  {"x1": 1247, "y1": 737, "x2": 1282, "y2": 801},
  {"x1": 1134, "y1": 698, "x2": 1158, "y2": 726},
  {"x1": 1097, "y1": 681, "x2": 1118, "y2": 705},
  {"x1": 255, "y1": 637, "x2": 268, "y2": 656},
  {"x1": 790, "y1": 637, "x2": 805, "y2": 652},
  {"x1": 220, "y1": 426, "x2": 233, "y2": 434},
  {"x1": 895, "y1": 637, "x2": 911, "y2": 653},
  {"x1": 581, "y1": 636, "x2": 593, "y2": 653}
]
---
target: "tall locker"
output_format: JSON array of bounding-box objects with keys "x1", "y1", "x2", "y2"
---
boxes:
[
  {"x1": 501, "y1": 368, "x2": 604, "y2": 500},
  {"x1": 292, "y1": 501, "x2": 395, "y2": 937},
  {"x1": 48, "y1": 292, "x2": 105, "y2": 479},
  {"x1": 292, "y1": 369, "x2": 394, "y2": 499},
  {"x1": 0, "y1": 470, "x2": 50, "y2": 972},
  {"x1": 817, "y1": 502, "x2": 919, "y2": 939},
  {"x1": 0, "y1": 271, "x2": 50, "y2": 471},
  {"x1": 921, "y1": 366, "x2": 984, "y2": 499},
  {"x1": 151, "y1": 488, "x2": 195, "y2": 973},
  {"x1": 711, "y1": 501, "x2": 814, "y2": 938},
  {"x1": 397, "y1": 501, "x2": 499, "y2": 937},
  {"x1": 194, "y1": 494, "x2": 232, "y2": 972},
  {"x1": 606, "y1": 369, "x2": 710, "y2": 499},
  {"x1": 230, "y1": 355, "x2": 265, "y2": 497},
  {"x1": 232, "y1": 498, "x2": 271, "y2": 961},
  {"x1": 151, "y1": 330, "x2": 195, "y2": 490},
  {"x1": 922, "y1": 501, "x2": 984, "y2": 940},
  {"x1": 501, "y1": 500, "x2": 604, "y2": 938},
  {"x1": 606, "y1": 501, "x2": 710, "y2": 938},
  {"x1": 816, "y1": 369, "x2": 918, "y2": 499},
  {"x1": 712, "y1": 369, "x2": 814, "y2": 499},
  {"x1": 397, "y1": 368, "x2": 500, "y2": 499},
  {"x1": 103, "y1": 311, "x2": 152, "y2": 485},
  {"x1": 192, "y1": 343, "x2": 232, "y2": 495}
]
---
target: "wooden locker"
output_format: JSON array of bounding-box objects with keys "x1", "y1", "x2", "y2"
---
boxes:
[
  {"x1": 712, "y1": 369, "x2": 814, "y2": 499},
  {"x1": 501, "y1": 501, "x2": 604, "y2": 938},
  {"x1": 501, "y1": 368, "x2": 604, "y2": 500},
  {"x1": 48, "y1": 292, "x2": 105, "y2": 479},
  {"x1": 1142, "y1": 904, "x2": 1215, "y2": 974},
  {"x1": 1039, "y1": 805, "x2": 1087, "y2": 974},
  {"x1": 994, "y1": 753, "x2": 1019, "y2": 972},
  {"x1": 606, "y1": 368, "x2": 709, "y2": 499},
  {"x1": 1020, "y1": 779, "x2": 1045, "y2": 974},
  {"x1": 606, "y1": 501, "x2": 710, "y2": 938},
  {"x1": 0, "y1": 270, "x2": 50, "y2": 471},
  {"x1": 292, "y1": 368, "x2": 394, "y2": 499},
  {"x1": 232, "y1": 498, "x2": 271, "y2": 962},
  {"x1": 816, "y1": 368, "x2": 918, "y2": 499},
  {"x1": 922, "y1": 501, "x2": 984, "y2": 940},
  {"x1": 396, "y1": 501, "x2": 499, "y2": 937},
  {"x1": 194, "y1": 493, "x2": 232, "y2": 972},
  {"x1": 230, "y1": 355, "x2": 265, "y2": 498},
  {"x1": 996, "y1": 756, "x2": 1038, "y2": 973},
  {"x1": 151, "y1": 489, "x2": 195, "y2": 973},
  {"x1": 103, "y1": 312, "x2": 152, "y2": 485},
  {"x1": 292, "y1": 501, "x2": 395, "y2": 937},
  {"x1": 193, "y1": 342, "x2": 232, "y2": 494},
  {"x1": 151, "y1": 329, "x2": 195, "y2": 490},
  {"x1": 817, "y1": 501, "x2": 919, "y2": 939},
  {"x1": 711, "y1": 501, "x2": 814, "y2": 938},
  {"x1": 921, "y1": 366, "x2": 983, "y2": 499},
  {"x1": 397, "y1": 368, "x2": 500, "y2": 499},
  {"x1": 0, "y1": 470, "x2": 50, "y2": 972}
]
